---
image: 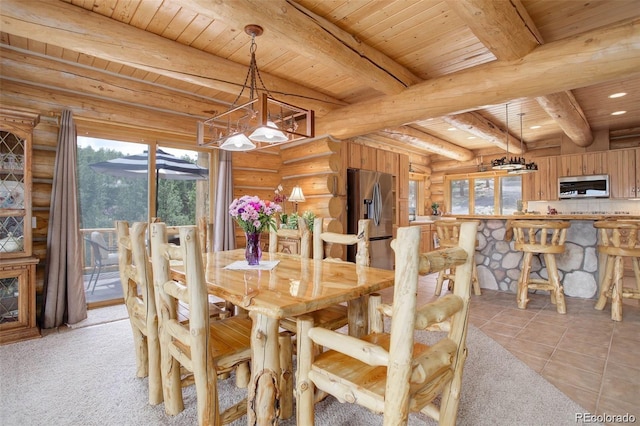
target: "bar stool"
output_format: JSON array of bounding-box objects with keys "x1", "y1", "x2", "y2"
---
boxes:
[
  {"x1": 593, "y1": 220, "x2": 640, "y2": 321},
  {"x1": 510, "y1": 220, "x2": 570, "y2": 314},
  {"x1": 434, "y1": 220, "x2": 481, "y2": 296}
]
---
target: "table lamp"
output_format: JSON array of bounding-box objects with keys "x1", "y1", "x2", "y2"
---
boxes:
[{"x1": 289, "y1": 185, "x2": 305, "y2": 212}]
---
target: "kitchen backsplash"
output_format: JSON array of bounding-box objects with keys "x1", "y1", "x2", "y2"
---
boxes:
[{"x1": 527, "y1": 199, "x2": 640, "y2": 215}]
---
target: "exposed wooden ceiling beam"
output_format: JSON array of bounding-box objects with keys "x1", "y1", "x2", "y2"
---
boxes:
[
  {"x1": 0, "y1": 0, "x2": 343, "y2": 117},
  {"x1": 315, "y1": 18, "x2": 640, "y2": 139},
  {"x1": 378, "y1": 127, "x2": 474, "y2": 162},
  {"x1": 447, "y1": 0, "x2": 594, "y2": 147},
  {"x1": 443, "y1": 112, "x2": 524, "y2": 155},
  {"x1": 534, "y1": 91, "x2": 593, "y2": 147}
]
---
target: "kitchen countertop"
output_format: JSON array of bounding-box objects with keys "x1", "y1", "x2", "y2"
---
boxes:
[
  {"x1": 406, "y1": 214, "x2": 640, "y2": 225},
  {"x1": 443, "y1": 214, "x2": 640, "y2": 221}
]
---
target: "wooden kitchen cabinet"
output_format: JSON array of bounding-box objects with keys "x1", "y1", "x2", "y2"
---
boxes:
[
  {"x1": 522, "y1": 156, "x2": 558, "y2": 201},
  {"x1": 348, "y1": 143, "x2": 376, "y2": 171},
  {"x1": 608, "y1": 148, "x2": 639, "y2": 199},
  {"x1": 411, "y1": 223, "x2": 433, "y2": 253},
  {"x1": 558, "y1": 152, "x2": 607, "y2": 177}
]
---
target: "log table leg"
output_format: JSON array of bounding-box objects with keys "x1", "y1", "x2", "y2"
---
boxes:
[
  {"x1": 248, "y1": 313, "x2": 281, "y2": 425},
  {"x1": 347, "y1": 295, "x2": 368, "y2": 337}
]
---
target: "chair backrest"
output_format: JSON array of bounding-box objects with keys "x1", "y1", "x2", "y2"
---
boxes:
[
  {"x1": 434, "y1": 219, "x2": 463, "y2": 248},
  {"x1": 298, "y1": 221, "x2": 479, "y2": 424},
  {"x1": 594, "y1": 220, "x2": 640, "y2": 255},
  {"x1": 115, "y1": 220, "x2": 162, "y2": 404},
  {"x1": 116, "y1": 221, "x2": 155, "y2": 318},
  {"x1": 312, "y1": 217, "x2": 370, "y2": 266},
  {"x1": 269, "y1": 216, "x2": 311, "y2": 258},
  {"x1": 198, "y1": 216, "x2": 209, "y2": 253},
  {"x1": 509, "y1": 220, "x2": 570, "y2": 254},
  {"x1": 91, "y1": 231, "x2": 110, "y2": 259},
  {"x1": 149, "y1": 222, "x2": 217, "y2": 422}
]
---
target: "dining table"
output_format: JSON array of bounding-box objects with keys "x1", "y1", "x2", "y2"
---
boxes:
[{"x1": 171, "y1": 248, "x2": 396, "y2": 425}]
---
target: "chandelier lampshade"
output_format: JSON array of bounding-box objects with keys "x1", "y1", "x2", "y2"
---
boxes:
[{"x1": 220, "y1": 133, "x2": 256, "y2": 151}]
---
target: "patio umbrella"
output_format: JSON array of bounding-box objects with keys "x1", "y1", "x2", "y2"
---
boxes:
[{"x1": 89, "y1": 149, "x2": 208, "y2": 216}]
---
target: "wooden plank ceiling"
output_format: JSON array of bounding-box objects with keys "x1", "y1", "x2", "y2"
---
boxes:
[{"x1": 1, "y1": 0, "x2": 639, "y2": 161}]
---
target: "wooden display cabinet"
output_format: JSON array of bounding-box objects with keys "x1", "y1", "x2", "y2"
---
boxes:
[{"x1": 0, "y1": 108, "x2": 39, "y2": 344}]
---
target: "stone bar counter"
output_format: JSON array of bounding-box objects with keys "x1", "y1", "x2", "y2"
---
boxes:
[{"x1": 448, "y1": 214, "x2": 640, "y2": 300}]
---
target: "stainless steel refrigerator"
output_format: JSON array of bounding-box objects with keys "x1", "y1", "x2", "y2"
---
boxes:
[{"x1": 346, "y1": 168, "x2": 395, "y2": 270}]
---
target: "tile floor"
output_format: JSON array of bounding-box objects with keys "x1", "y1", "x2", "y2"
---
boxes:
[{"x1": 379, "y1": 273, "x2": 640, "y2": 423}]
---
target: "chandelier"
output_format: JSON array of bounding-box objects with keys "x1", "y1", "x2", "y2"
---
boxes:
[
  {"x1": 197, "y1": 25, "x2": 314, "y2": 151},
  {"x1": 491, "y1": 104, "x2": 537, "y2": 172}
]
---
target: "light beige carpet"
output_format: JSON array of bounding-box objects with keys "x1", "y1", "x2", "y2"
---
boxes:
[{"x1": 0, "y1": 315, "x2": 599, "y2": 425}]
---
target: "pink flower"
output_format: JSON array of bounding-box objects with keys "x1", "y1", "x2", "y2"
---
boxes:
[{"x1": 229, "y1": 195, "x2": 282, "y2": 233}]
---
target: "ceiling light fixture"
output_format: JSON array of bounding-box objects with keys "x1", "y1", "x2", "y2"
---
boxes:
[
  {"x1": 197, "y1": 25, "x2": 314, "y2": 151},
  {"x1": 491, "y1": 104, "x2": 524, "y2": 171},
  {"x1": 508, "y1": 113, "x2": 538, "y2": 175}
]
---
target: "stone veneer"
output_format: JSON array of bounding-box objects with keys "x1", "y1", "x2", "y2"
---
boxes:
[{"x1": 474, "y1": 219, "x2": 599, "y2": 299}]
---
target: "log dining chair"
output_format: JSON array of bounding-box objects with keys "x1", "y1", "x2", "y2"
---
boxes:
[
  {"x1": 296, "y1": 221, "x2": 479, "y2": 425},
  {"x1": 308, "y1": 217, "x2": 371, "y2": 337},
  {"x1": 593, "y1": 220, "x2": 640, "y2": 321},
  {"x1": 115, "y1": 220, "x2": 162, "y2": 405},
  {"x1": 433, "y1": 219, "x2": 481, "y2": 296},
  {"x1": 271, "y1": 216, "x2": 350, "y2": 334},
  {"x1": 149, "y1": 222, "x2": 253, "y2": 425},
  {"x1": 509, "y1": 220, "x2": 571, "y2": 314}
]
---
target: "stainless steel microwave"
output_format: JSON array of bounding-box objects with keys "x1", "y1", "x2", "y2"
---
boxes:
[{"x1": 558, "y1": 174, "x2": 609, "y2": 199}]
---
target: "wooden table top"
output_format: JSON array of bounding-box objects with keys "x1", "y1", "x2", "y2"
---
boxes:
[{"x1": 172, "y1": 249, "x2": 396, "y2": 320}]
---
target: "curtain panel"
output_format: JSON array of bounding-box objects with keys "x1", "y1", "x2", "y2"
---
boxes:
[{"x1": 41, "y1": 110, "x2": 86, "y2": 328}]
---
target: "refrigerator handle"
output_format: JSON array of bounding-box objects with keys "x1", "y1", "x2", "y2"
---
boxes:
[
  {"x1": 363, "y1": 199, "x2": 372, "y2": 219},
  {"x1": 372, "y1": 182, "x2": 382, "y2": 226}
]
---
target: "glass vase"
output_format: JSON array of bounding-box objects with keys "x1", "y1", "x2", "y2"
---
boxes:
[{"x1": 244, "y1": 231, "x2": 262, "y2": 265}]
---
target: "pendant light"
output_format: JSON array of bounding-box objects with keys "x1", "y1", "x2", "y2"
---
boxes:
[
  {"x1": 492, "y1": 104, "x2": 524, "y2": 171},
  {"x1": 197, "y1": 25, "x2": 314, "y2": 151},
  {"x1": 508, "y1": 113, "x2": 538, "y2": 175}
]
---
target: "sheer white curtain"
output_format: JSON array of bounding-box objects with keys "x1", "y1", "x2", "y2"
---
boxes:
[
  {"x1": 213, "y1": 150, "x2": 236, "y2": 251},
  {"x1": 41, "y1": 110, "x2": 86, "y2": 328}
]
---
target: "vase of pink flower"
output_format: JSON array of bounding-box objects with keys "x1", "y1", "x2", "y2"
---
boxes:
[{"x1": 229, "y1": 195, "x2": 282, "y2": 265}]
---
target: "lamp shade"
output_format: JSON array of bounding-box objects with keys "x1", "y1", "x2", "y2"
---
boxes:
[
  {"x1": 249, "y1": 121, "x2": 288, "y2": 143},
  {"x1": 288, "y1": 185, "x2": 305, "y2": 202},
  {"x1": 220, "y1": 134, "x2": 256, "y2": 151}
]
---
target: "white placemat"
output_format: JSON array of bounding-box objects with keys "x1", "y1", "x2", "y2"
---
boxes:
[{"x1": 223, "y1": 260, "x2": 280, "y2": 271}]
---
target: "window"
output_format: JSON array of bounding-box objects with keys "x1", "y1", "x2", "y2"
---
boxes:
[
  {"x1": 77, "y1": 137, "x2": 211, "y2": 305},
  {"x1": 445, "y1": 173, "x2": 521, "y2": 215},
  {"x1": 408, "y1": 174, "x2": 425, "y2": 218}
]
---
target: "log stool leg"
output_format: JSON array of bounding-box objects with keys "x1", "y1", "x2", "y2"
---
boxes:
[
  {"x1": 435, "y1": 269, "x2": 447, "y2": 296},
  {"x1": 611, "y1": 256, "x2": 624, "y2": 321},
  {"x1": 595, "y1": 254, "x2": 615, "y2": 311},
  {"x1": 517, "y1": 252, "x2": 533, "y2": 309},
  {"x1": 545, "y1": 253, "x2": 566, "y2": 314},
  {"x1": 471, "y1": 263, "x2": 481, "y2": 295}
]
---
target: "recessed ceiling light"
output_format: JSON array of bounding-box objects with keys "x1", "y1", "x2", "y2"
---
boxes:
[
  {"x1": 611, "y1": 111, "x2": 627, "y2": 116},
  {"x1": 467, "y1": 136, "x2": 476, "y2": 140},
  {"x1": 447, "y1": 127, "x2": 456, "y2": 131},
  {"x1": 609, "y1": 92, "x2": 627, "y2": 98},
  {"x1": 530, "y1": 125, "x2": 541, "y2": 129}
]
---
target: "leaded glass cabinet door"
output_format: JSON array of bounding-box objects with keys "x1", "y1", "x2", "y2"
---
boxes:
[{"x1": 0, "y1": 128, "x2": 32, "y2": 259}]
